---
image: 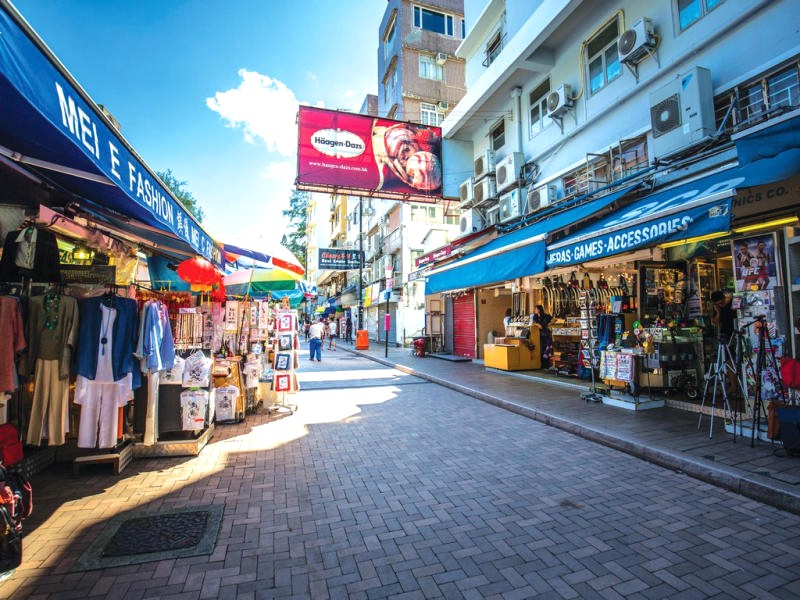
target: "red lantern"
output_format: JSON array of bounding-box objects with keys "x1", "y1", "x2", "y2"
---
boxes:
[
  {"x1": 177, "y1": 257, "x2": 218, "y2": 285},
  {"x1": 210, "y1": 280, "x2": 226, "y2": 302}
]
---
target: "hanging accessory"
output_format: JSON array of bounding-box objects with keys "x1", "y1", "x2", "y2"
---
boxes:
[
  {"x1": 100, "y1": 305, "x2": 112, "y2": 356},
  {"x1": 43, "y1": 290, "x2": 60, "y2": 330}
]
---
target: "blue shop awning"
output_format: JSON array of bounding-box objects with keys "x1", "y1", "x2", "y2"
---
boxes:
[
  {"x1": 0, "y1": 5, "x2": 222, "y2": 267},
  {"x1": 546, "y1": 116, "x2": 800, "y2": 269},
  {"x1": 425, "y1": 182, "x2": 641, "y2": 294}
]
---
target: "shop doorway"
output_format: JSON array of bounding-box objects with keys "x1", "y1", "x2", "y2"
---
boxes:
[{"x1": 453, "y1": 291, "x2": 476, "y2": 358}]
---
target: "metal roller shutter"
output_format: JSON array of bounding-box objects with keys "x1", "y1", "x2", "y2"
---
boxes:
[{"x1": 452, "y1": 291, "x2": 476, "y2": 358}]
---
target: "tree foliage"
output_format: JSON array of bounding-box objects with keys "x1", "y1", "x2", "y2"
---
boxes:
[
  {"x1": 282, "y1": 189, "x2": 309, "y2": 269},
  {"x1": 157, "y1": 169, "x2": 205, "y2": 223}
]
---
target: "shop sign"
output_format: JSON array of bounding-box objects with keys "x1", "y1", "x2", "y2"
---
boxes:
[
  {"x1": 296, "y1": 106, "x2": 443, "y2": 201},
  {"x1": 733, "y1": 176, "x2": 800, "y2": 219},
  {"x1": 416, "y1": 244, "x2": 452, "y2": 267},
  {"x1": 318, "y1": 248, "x2": 363, "y2": 270},
  {"x1": 407, "y1": 267, "x2": 430, "y2": 282},
  {"x1": 60, "y1": 264, "x2": 115, "y2": 284},
  {"x1": 547, "y1": 200, "x2": 731, "y2": 268}
]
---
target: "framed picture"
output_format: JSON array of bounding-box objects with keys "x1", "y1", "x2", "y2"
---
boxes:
[
  {"x1": 277, "y1": 313, "x2": 294, "y2": 332},
  {"x1": 273, "y1": 373, "x2": 291, "y2": 392},
  {"x1": 274, "y1": 352, "x2": 291, "y2": 371},
  {"x1": 732, "y1": 233, "x2": 780, "y2": 291},
  {"x1": 278, "y1": 333, "x2": 293, "y2": 351}
]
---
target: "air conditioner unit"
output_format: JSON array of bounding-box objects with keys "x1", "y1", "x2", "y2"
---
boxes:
[
  {"x1": 495, "y1": 152, "x2": 525, "y2": 193},
  {"x1": 473, "y1": 177, "x2": 497, "y2": 205},
  {"x1": 649, "y1": 66, "x2": 715, "y2": 160},
  {"x1": 437, "y1": 100, "x2": 449, "y2": 110},
  {"x1": 526, "y1": 183, "x2": 558, "y2": 213},
  {"x1": 474, "y1": 149, "x2": 496, "y2": 179},
  {"x1": 459, "y1": 208, "x2": 485, "y2": 235},
  {"x1": 484, "y1": 205, "x2": 499, "y2": 226},
  {"x1": 498, "y1": 189, "x2": 524, "y2": 222},
  {"x1": 459, "y1": 176, "x2": 475, "y2": 208},
  {"x1": 618, "y1": 18, "x2": 656, "y2": 63},
  {"x1": 546, "y1": 84, "x2": 573, "y2": 118},
  {"x1": 435, "y1": 52, "x2": 447, "y2": 65}
]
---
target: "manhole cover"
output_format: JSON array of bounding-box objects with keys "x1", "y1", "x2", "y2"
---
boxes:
[{"x1": 103, "y1": 511, "x2": 209, "y2": 557}]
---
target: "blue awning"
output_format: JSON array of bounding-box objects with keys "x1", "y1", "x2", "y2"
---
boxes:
[
  {"x1": 425, "y1": 182, "x2": 641, "y2": 294},
  {"x1": 0, "y1": 6, "x2": 222, "y2": 267},
  {"x1": 546, "y1": 117, "x2": 800, "y2": 269},
  {"x1": 223, "y1": 243, "x2": 272, "y2": 265}
]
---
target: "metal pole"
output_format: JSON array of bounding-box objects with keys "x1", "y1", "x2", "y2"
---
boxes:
[
  {"x1": 358, "y1": 198, "x2": 364, "y2": 331},
  {"x1": 384, "y1": 292, "x2": 390, "y2": 358}
]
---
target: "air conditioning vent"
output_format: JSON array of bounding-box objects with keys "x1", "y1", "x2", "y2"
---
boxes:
[
  {"x1": 459, "y1": 209, "x2": 485, "y2": 235},
  {"x1": 618, "y1": 18, "x2": 655, "y2": 63},
  {"x1": 459, "y1": 176, "x2": 475, "y2": 208},
  {"x1": 494, "y1": 152, "x2": 525, "y2": 193},
  {"x1": 474, "y1": 149, "x2": 496, "y2": 179},
  {"x1": 650, "y1": 94, "x2": 681, "y2": 137},
  {"x1": 485, "y1": 205, "x2": 500, "y2": 226},
  {"x1": 526, "y1": 183, "x2": 558, "y2": 213},
  {"x1": 473, "y1": 177, "x2": 497, "y2": 205},
  {"x1": 498, "y1": 189, "x2": 523, "y2": 222},
  {"x1": 546, "y1": 84, "x2": 573, "y2": 118},
  {"x1": 649, "y1": 66, "x2": 715, "y2": 160},
  {"x1": 435, "y1": 52, "x2": 447, "y2": 65}
]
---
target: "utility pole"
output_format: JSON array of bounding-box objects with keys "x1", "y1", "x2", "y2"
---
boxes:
[{"x1": 358, "y1": 198, "x2": 364, "y2": 331}]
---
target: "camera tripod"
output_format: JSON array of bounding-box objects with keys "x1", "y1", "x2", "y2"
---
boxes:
[
  {"x1": 698, "y1": 336, "x2": 744, "y2": 439},
  {"x1": 738, "y1": 315, "x2": 786, "y2": 447}
]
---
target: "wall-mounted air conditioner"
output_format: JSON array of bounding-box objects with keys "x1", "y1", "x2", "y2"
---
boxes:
[
  {"x1": 618, "y1": 18, "x2": 656, "y2": 63},
  {"x1": 546, "y1": 84, "x2": 573, "y2": 118},
  {"x1": 437, "y1": 100, "x2": 449, "y2": 110},
  {"x1": 436, "y1": 52, "x2": 447, "y2": 65},
  {"x1": 474, "y1": 149, "x2": 496, "y2": 179},
  {"x1": 473, "y1": 177, "x2": 497, "y2": 205},
  {"x1": 498, "y1": 189, "x2": 523, "y2": 222},
  {"x1": 495, "y1": 152, "x2": 525, "y2": 193},
  {"x1": 485, "y1": 205, "x2": 500, "y2": 226},
  {"x1": 459, "y1": 177, "x2": 475, "y2": 208},
  {"x1": 526, "y1": 183, "x2": 558, "y2": 213},
  {"x1": 459, "y1": 208, "x2": 484, "y2": 235},
  {"x1": 649, "y1": 66, "x2": 715, "y2": 160}
]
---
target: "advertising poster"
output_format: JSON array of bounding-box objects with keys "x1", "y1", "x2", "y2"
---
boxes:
[
  {"x1": 732, "y1": 233, "x2": 780, "y2": 291},
  {"x1": 297, "y1": 106, "x2": 442, "y2": 200},
  {"x1": 318, "y1": 248, "x2": 363, "y2": 270}
]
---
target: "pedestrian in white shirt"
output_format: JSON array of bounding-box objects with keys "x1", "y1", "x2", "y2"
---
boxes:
[
  {"x1": 328, "y1": 318, "x2": 338, "y2": 351},
  {"x1": 308, "y1": 318, "x2": 325, "y2": 361}
]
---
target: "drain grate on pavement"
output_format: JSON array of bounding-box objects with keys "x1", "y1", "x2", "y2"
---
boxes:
[{"x1": 71, "y1": 504, "x2": 224, "y2": 571}]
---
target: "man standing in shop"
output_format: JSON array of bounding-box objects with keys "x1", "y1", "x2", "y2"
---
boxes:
[
  {"x1": 308, "y1": 317, "x2": 325, "y2": 362},
  {"x1": 711, "y1": 290, "x2": 735, "y2": 342}
]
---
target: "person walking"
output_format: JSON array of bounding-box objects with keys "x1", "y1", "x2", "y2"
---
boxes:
[
  {"x1": 308, "y1": 318, "x2": 325, "y2": 362},
  {"x1": 328, "y1": 317, "x2": 338, "y2": 351},
  {"x1": 345, "y1": 315, "x2": 353, "y2": 343}
]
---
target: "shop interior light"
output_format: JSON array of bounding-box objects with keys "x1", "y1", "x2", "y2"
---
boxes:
[
  {"x1": 72, "y1": 246, "x2": 93, "y2": 261},
  {"x1": 733, "y1": 216, "x2": 799, "y2": 234},
  {"x1": 658, "y1": 231, "x2": 729, "y2": 249}
]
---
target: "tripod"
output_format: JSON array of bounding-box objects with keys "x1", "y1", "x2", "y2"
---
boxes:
[
  {"x1": 698, "y1": 336, "x2": 743, "y2": 439},
  {"x1": 739, "y1": 316, "x2": 786, "y2": 447}
]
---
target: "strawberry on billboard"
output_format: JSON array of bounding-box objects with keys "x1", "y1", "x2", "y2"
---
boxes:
[{"x1": 296, "y1": 106, "x2": 443, "y2": 201}]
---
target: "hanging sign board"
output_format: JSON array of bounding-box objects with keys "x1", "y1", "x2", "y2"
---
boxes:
[
  {"x1": 318, "y1": 248, "x2": 363, "y2": 270},
  {"x1": 60, "y1": 264, "x2": 116, "y2": 284}
]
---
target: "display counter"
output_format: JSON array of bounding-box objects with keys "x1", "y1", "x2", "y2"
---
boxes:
[{"x1": 484, "y1": 329, "x2": 541, "y2": 371}]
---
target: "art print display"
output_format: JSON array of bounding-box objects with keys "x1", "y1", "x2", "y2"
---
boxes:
[
  {"x1": 274, "y1": 352, "x2": 292, "y2": 371},
  {"x1": 732, "y1": 233, "x2": 780, "y2": 291},
  {"x1": 277, "y1": 333, "x2": 293, "y2": 351},
  {"x1": 277, "y1": 312, "x2": 295, "y2": 332},
  {"x1": 273, "y1": 373, "x2": 292, "y2": 392}
]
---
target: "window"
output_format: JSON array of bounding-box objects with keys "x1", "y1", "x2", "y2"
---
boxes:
[
  {"x1": 420, "y1": 102, "x2": 445, "y2": 126},
  {"x1": 444, "y1": 212, "x2": 459, "y2": 226},
  {"x1": 413, "y1": 6, "x2": 457, "y2": 37},
  {"x1": 587, "y1": 19, "x2": 621, "y2": 95},
  {"x1": 410, "y1": 205, "x2": 438, "y2": 222},
  {"x1": 677, "y1": 0, "x2": 725, "y2": 31},
  {"x1": 383, "y1": 64, "x2": 398, "y2": 102},
  {"x1": 383, "y1": 14, "x2": 396, "y2": 61},
  {"x1": 529, "y1": 78, "x2": 551, "y2": 136},
  {"x1": 484, "y1": 30, "x2": 503, "y2": 66},
  {"x1": 419, "y1": 55, "x2": 444, "y2": 81},
  {"x1": 490, "y1": 120, "x2": 505, "y2": 151}
]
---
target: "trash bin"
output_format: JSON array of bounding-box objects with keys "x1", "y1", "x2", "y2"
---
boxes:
[{"x1": 355, "y1": 329, "x2": 369, "y2": 350}]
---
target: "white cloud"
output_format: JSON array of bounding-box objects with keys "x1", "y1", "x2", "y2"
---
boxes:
[
  {"x1": 260, "y1": 160, "x2": 295, "y2": 181},
  {"x1": 306, "y1": 71, "x2": 317, "y2": 81},
  {"x1": 206, "y1": 69, "x2": 299, "y2": 157}
]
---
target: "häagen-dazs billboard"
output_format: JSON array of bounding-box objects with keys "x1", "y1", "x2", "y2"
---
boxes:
[{"x1": 297, "y1": 106, "x2": 442, "y2": 201}]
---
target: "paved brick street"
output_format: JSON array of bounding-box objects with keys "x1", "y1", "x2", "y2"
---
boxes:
[{"x1": 3, "y1": 349, "x2": 800, "y2": 599}]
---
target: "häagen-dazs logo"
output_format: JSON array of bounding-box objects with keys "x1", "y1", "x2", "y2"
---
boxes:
[{"x1": 311, "y1": 129, "x2": 365, "y2": 159}]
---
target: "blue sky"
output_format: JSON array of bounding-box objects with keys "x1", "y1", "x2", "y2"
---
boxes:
[{"x1": 12, "y1": 0, "x2": 387, "y2": 254}]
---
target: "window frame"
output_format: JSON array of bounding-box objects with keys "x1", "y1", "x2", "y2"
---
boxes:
[
  {"x1": 419, "y1": 55, "x2": 444, "y2": 81},
  {"x1": 490, "y1": 120, "x2": 505, "y2": 151},
  {"x1": 676, "y1": 0, "x2": 726, "y2": 32},
  {"x1": 420, "y1": 102, "x2": 445, "y2": 127},
  {"x1": 586, "y1": 18, "x2": 622, "y2": 96},
  {"x1": 528, "y1": 77, "x2": 551, "y2": 137},
  {"x1": 383, "y1": 13, "x2": 397, "y2": 62},
  {"x1": 413, "y1": 5, "x2": 459, "y2": 38}
]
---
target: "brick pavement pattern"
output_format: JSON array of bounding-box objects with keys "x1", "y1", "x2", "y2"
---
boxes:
[{"x1": 3, "y1": 350, "x2": 800, "y2": 599}]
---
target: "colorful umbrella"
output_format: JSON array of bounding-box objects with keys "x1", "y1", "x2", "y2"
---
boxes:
[
  {"x1": 223, "y1": 264, "x2": 303, "y2": 297},
  {"x1": 176, "y1": 257, "x2": 218, "y2": 285}
]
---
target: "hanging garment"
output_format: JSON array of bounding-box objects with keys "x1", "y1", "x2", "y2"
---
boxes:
[
  {"x1": 74, "y1": 295, "x2": 140, "y2": 387},
  {"x1": 21, "y1": 293, "x2": 79, "y2": 379},
  {"x1": 0, "y1": 227, "x2": 61, "y2": 283},
  {"x1": 182, "y1": 351, "x2": 211, "y2": 388},
  {"x1": 180, "y1": 390, "x2": 208, "y2": 431},
  {"x1": 0, "y1": 296, "x2": 25, "y2": 392},
  {"x1": 135, "y1": 300, "x2": 175, "y2": 373},
  {"x1": 214, "y1": 385, "x2": 239, "y2": 422},
  {"x1": 142, "y1": 371, "x2": 160, "y2": 446},
  {"x1": 26, "y1": 359, "x2": 70, "y2": 446}
]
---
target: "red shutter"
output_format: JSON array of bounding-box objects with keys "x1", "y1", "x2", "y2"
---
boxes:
[{"x1": 452, "y1": 291, "x2": 476, "y2": 358}]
